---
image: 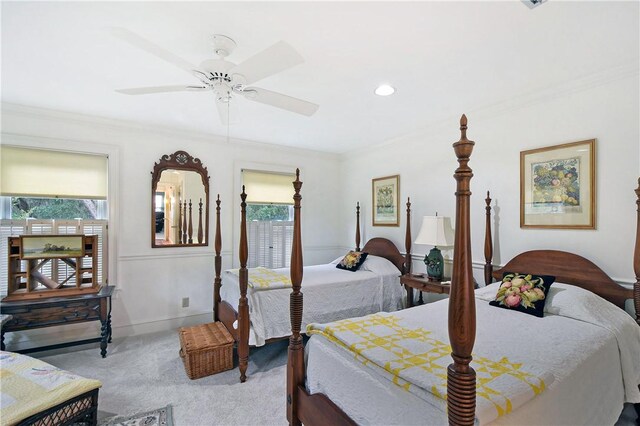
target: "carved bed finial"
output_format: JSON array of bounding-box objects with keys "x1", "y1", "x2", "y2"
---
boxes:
[
  {"x1": 356, "y1": 201, "x2": 361, "y2": 251},
  {"x1": 448, "y1": 114, "x2": 476, "y2": 426},
  {"x1": 238, "y1": 185, "x2": 249, "y2": 382},
  {"x1": 288, "y1": 169, "x2": 304, "y2": 425},
  {"x1": 634, "y1": 178, "x2": 640, "y2": 326},
  {"x1": 355, "y1": 202, "x2": 361, "y2": 252},
  {"x1": 484, "y1": 191, "x2": 493, "y2": 286},
  {"x1": 460, "y1": 114, "x2": 468, "y2": 140},
  {"x1": 213, "y1": 194, "x2": 222, "y2": 322},
  {"x1": 405, "y1": 197, "x2": 412, "y2": 275}
]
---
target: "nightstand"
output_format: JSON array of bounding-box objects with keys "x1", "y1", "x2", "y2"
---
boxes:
[{"x1": 400, "y1": 274, "x2": 450, "y2": 308}]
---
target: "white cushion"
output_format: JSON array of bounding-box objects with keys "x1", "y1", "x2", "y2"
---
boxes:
[{"x1": 360, "y1": 255, "x2": 400, "y2": 276}]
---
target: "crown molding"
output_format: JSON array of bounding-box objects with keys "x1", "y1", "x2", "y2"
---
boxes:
[
  {"x1": 342, "y1": 60, "x2": 640, "y2": 157},
  {"x1": 0, "y1": 102, "x2": 339, "y2": 161}
]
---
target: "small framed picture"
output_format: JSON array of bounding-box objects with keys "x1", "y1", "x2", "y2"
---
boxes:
[
  {"x1": 20, "y1": 235, "x2": 84, "y2": 259},
  {"x1": 372, "y1": 175, "x2": 400, "y2": 227},
  {"x1": 520, "y1": 139, "x2": 595, "y2": 229}
]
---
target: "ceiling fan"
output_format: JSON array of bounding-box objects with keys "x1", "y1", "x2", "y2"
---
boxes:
[{"x1": 112, "y1": 27, "x2": 319, "y2": 124}]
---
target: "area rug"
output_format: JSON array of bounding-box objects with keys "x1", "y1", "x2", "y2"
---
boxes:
[{"x1": 100, "y1": 405, "x2": 173, "y2": 426}]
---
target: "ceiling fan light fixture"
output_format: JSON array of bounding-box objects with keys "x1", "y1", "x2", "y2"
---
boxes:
[{"x1": 374, "y1": 84, "x2": 395, "y2": 96}]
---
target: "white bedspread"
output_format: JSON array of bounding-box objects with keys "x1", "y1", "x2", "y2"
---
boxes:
[
  {"x1": 220, "y1": 258, "x2": 404, "y2": 346},
  {"x1": 307, "y1": 283, "x2": 640, "y2": 425}
]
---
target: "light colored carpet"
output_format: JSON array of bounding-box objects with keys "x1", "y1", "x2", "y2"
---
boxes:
[
  {"x1": 35, "y1": 330, "x2": 637, "y2": 425},
  {"x1": 101, "y1": 404, "x2": 173, "y2": 426},
  {"x1": 39, "y1": 330, "x2": 288, "y2": 425}
]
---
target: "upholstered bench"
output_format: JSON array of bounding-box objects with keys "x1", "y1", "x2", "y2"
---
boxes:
[{"x1": 0, "y1": 351, "x2": 101, "y2": 425}]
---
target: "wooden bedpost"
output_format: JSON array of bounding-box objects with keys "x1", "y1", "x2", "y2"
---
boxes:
[
  {"x1": 355, "y1": 202, "x2": 361, "y2": 251},
  {"x1": 287, "y1": 169, "x2": 304, "y2": 426},
  {"x1": 447, "y1": 114, "x2": 477, "y2": 426},
  {"x1": 188, "y1": 199, "x2": 194, "y2": 244},
  {"x1": 238, "y1": 187, "x2": 250, "y2": 383},
  {"x1": 484, "y1": 191, "x2": 493, "y2": 286},
  {"x1": 213, "y1": 195, "x2": 222, "y2": 322},
  {"x1": 634, "y1": 178, "x2": 640, "y2": 326},
  {"x1": 178, "y1": 197, "x2": 183, "y2": 244},
  {"x1": 198, "y1": 198, "x2": 204, "y2": 244},
  {"x1": 182, "y1": 201, "x2": 188, "y2": 244},
  {"x1": 635, "y1": 178, "x2": 640, "y2": 423},
  {"x1": 405, "y1": 197, "x2": 412, "y2": 275}
]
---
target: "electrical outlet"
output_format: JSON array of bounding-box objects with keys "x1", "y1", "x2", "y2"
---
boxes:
[{"x1": 182, "y1": 297, "x2": 189, "y2": 308}]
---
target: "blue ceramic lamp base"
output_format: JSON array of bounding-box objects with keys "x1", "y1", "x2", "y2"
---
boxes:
[{"x1": 424, "y1": 246, "x2": 444, "y2": 281}]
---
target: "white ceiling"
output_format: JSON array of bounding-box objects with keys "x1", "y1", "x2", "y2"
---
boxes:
[{"x1": 2, "y1": 1, "x2": 638, "y2": 153}]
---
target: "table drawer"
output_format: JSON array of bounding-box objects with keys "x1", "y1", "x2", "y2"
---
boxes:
[{"x1": 2, "y1": 300, "x2": 102, "y2": 331}]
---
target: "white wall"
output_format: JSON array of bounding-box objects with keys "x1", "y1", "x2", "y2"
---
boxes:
[
  {"x1": 1, "y1": 104, "x2": 343, "y2": 349},
  {"x1": 338, "y1": 71, "x2": 640, "y2": 286}
]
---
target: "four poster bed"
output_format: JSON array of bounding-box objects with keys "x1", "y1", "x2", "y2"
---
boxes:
[
  {"x1": 285, "y1": 116, "x2": 640, "y2": 425},
  {"x1": 213, "y1": 195, "x2": 413, "y2": 382}
]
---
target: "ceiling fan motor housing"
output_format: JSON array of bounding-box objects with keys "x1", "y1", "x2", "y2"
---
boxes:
[{"x1": 212, "y1": 34, "x2": 237, "y2": 58}]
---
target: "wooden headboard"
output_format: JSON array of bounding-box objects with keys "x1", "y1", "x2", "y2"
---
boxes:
[
  {"x1": 485, "y1": 182, "x2": 640, "y2": 324},
  {"x1": 359, "y1": 197, "x2": 413, "y2": 274},
  {"x1": 492, "y1": 250, "x2": 632, "y2": 310},
  {"x1": 362, "y1": 238, "x2": 406, "y2": 273}
]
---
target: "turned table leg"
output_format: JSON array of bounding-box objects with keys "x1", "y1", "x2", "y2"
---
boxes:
[
  {"x1": 107, "y1": 313, "x2": 112, "y2": 343},
  {"x1": 100, "y1": 319, "x2": 108, "y2": 358},
  {"x1": 406, "y1": 285, "x2": 414, "y2": 308}
]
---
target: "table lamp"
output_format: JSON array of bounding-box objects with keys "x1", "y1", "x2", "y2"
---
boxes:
[{"x1": 414, "y1": 215, "x2": 455, "y2": 281}]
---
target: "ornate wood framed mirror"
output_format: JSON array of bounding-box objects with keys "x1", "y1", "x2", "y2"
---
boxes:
[{"x1": 151, "y1": 151, "x2": 210, "y2": 248}]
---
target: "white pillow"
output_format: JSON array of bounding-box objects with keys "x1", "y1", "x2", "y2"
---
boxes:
[
  {"x1": 330, "y1": 256, "x2": 344, "y2": 265},
  {"x1": 543, "y1": 282, "x2": 635, "y2": 318},
  {"x1": 474, "y1": 281, "x2": 502, "y2": 301},
  {"x1": 360, "y1": 255, "x2": 400, "y2": 276}
]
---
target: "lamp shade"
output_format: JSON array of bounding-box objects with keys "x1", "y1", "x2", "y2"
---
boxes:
[{"x1": 414, "y1": 216, "x2": 454, "y2": 247}]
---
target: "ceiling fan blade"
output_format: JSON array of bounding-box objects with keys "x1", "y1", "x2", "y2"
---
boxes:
[
  {"x1": 243, "y1": 87, "x2": 318, "y2": 116},
  {"x1": 230, "y1": 41, "x2": 304, "y2": 85},
  {"x1": 115, "y1": 85, "x2": 207, "y2": 95},
  {"x1": 215, "y1": 99, "x2": 239, "y2": 125},
  {"x1": 111, "y1": 27, "x2": 198, "y2": 75}
]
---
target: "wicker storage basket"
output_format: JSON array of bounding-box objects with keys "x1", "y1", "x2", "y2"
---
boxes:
[{"x1": 179, "y1": 322, "x2": 234, "y2": 379}]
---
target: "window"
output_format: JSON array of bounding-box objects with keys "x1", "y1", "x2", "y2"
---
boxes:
[
  {"x1": 242, "y1": 170, "x2": 295, "y2": 269},
  {"x1": 0, "y1": 146, "x2": 109, "y2": 295},
  {"x1": 10, "y1": 197, "x2": 106, "y2": 220}
]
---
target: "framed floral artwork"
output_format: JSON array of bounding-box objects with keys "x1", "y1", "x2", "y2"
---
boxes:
[
  {"x1": 520, "y1": 139, "x2": 595, "y2": 229},
  {"x1": 372, "y1": 175, "x2": 400, "y2": 226}
]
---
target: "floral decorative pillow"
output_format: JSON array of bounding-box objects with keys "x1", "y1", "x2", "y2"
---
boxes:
[
  {"x1": 489, "y1": 272, "x2": 555, "y2": 317},
  {"x1": 336, "y1": 251, "x2": 368, "y2": 272}
]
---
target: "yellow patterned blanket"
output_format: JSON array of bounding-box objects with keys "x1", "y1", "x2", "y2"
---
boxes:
[
  {"x1": 227, "y1": 267, "x2": 292, "y2": 290},
  {"x1": 307, "y1": 313, "x2": 553, "y2": 425},
  {"x1": 0, "y1": 351, "x2": 101, "y2": 425}
]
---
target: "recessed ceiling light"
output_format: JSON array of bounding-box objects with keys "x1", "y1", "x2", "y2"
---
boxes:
[
  {"x1": 374, "y1": 84, "x2": 395, "y2": 96},
  {"x1": 521, "y1": 0, "x2": 547, "y2": 9}
]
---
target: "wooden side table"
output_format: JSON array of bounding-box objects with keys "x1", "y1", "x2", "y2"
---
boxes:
[
  {"x1": 400, "y1": 274, "x2": 450, "y2": 308},
  {"x1": 1, "y1": 286, "x2": 113, "y2": 357}
]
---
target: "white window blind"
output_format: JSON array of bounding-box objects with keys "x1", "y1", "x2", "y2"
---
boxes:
[
  {"x1": 247, "y1": 221, "x2": 293, "y2": 269},
  {"x1": 1, "y1": 146, "x2": 108, "y2": 199},
  {"x1": 241, "y1": 170, "x2": 295, "y2": 205},
  {"x1": 0, "y1": 219, "x2": 108, "y2": 296}
]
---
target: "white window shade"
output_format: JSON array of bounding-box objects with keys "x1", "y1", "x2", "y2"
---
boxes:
[
  {"x1": 242, "y1": 170, "x2": 295, "y2": 205},
  {"x1": 1, "y1": 146, "x2": 108, "y2": 199}
]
